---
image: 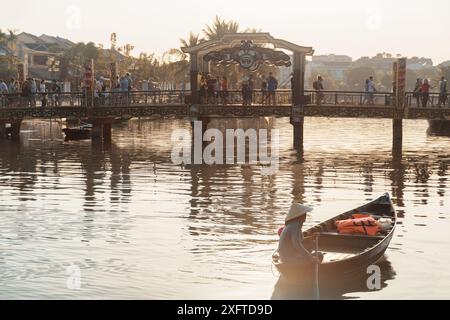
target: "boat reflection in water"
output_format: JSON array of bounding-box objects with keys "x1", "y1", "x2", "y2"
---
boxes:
[
  {"x1": 272, "y1": 256, "x2": 396, "y2": 300},
  {"x1": 428, "y1": 120, "x2": 450, "y2": 137}
]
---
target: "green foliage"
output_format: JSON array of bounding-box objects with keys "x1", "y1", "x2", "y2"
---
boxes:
[
  {"x1": 180, "y1": 32, "x2": 203, "y2": 48},
  {"x1": 203, "y1": 16, "x2": 240, "y2": 40},
  {"x1": 440, "y1": 66, "x2": 450, "y2": 81},
  {"x1": 0, "y1": 57, "x2": 16, "y2": 79},
  {"x1": 0, "y1": 29, "x2": 8, "y2": 45},
  {"x1": 345, "y1": 66, "x2": 376, "y2": 90},
  {"x1": 59, "y1": 42, "x2": 102, "y2": 81}
]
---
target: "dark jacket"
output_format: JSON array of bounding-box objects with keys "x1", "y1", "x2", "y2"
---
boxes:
[{"x1": 278, "y1": 219, "x2": 315, "y2": 264}]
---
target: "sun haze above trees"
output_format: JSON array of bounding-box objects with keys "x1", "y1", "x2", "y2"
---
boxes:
[{"x1": 2, "y1": 17, "x2": 449, "y2": 91}]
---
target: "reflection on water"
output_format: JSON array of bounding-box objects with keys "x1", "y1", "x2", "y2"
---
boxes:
[
  {"x1": 0, "y1": 118, "x2": 449, "y2": 299},
  {"x1": 272, "y1": 257, "x2": 397, "y2": 300}
]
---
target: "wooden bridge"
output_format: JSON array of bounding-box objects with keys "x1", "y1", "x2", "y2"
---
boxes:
[
  {"x1": 1, "y1": 90, "x2": 449, "y2": 119},
  {"x1": 1, "y1": 89, "x2": 449, "y2": 162}
]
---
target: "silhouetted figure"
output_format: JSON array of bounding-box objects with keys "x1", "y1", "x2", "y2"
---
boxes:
[
  {"x1": 278, "y1": 203, "x2": 323, "y2": 265},
  {"x1": 220, "y1": 76, "x2": 228, "y2": 105},
  {"x1": 438, "y1": 76, "x2": 448, "y2": 107},
  {"x1": 267, "y1": 72, "x2": 278, "y2": 105},
  {"x1": 421, "y1": 79, "x2": 431, "y2": 108},
  {"x1": 367, "y1": 76, "x2": 377, "y2": 105},
  {"x1": 313, "y1": 75, "x2": 324, "y2": 106},
  {"x1": 413, "y1": 78, "x2": 422, "y2": 107},
  {"x1": 261, "y1": 78, "x2": 268, "y2": 105}
]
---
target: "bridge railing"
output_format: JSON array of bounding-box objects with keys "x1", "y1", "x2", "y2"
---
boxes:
[
  {"x1": 91, "y1": 89, "x2": 294, "y2": 106},
  {"x1": 0, "y1": 92, "x2": 84, "y2": 108},
  {"x1": 96, "y1": 90, "x2": 187, "y2": 106},
  {"x1": 197, "y1": 89, "x2": 293, "y2": 106},
  {"x1": 304, "y1": 90, "x2": 393, "y2": 106},
  {"x1": 405, "y1": 92, "x2": 450, "y2": 108},
  {"x1": 1, "y1": 90, "x2": 449, "y2": 108},
  {"x1": 304, "y1": 91, "x2": 449, "y2": 108}
]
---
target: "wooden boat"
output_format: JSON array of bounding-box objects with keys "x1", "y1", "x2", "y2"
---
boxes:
[
  {"x1": 65, "y1": 117, "x2": 89, "y2": 126},
  {"x1": 62, "y1": 124, "x2": 92, "y2": 141},
  {"x1": 272, "y1": 193, "x2": 396, "y2": 280},
  {"x1": 113, "y1": 115, "x2": 133, "y2": 123}
]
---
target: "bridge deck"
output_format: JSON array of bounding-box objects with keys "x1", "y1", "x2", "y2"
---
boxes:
[
  {"x1": 1, "y1": 90, "x2": 449, "y2": 121},
  {"x1": 1, "y1": 104, "x2": 449, "y2": 121}
]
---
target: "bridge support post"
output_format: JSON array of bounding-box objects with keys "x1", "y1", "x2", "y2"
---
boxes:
[
  {"x1": 291, "y1": 116, "x2": 304, "y2": 153},
  {"x1": 0, "y1": 121, "x2": 6, "y2": 139},
  {"x1": 189, "y1": 52, "x2": 199, "y2": 104},
  {"x1": 91, "y1": 121, "x2": 104, "y2": 144},
  {"x1": 91, "y1": 119, "x2": 113, "y2": 145},
  {"x1": 190, "y1": 117, "x2": 210, "y2": 164},
  {"x1": 292, "y1": 53, "x2": 306, "y2": 105},
  {"x1": 103, "y1": 123, "x2": 112, "y2": 145},
  {"x1": 392, "y1": 119, "x2": 403, "y2": 163},
  {"x1": 10, "y1": 120, "x2": 22, "y2": 141}
]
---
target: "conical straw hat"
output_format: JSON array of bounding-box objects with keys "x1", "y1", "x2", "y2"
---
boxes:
[{"x1": 285, "y1": 203, "x2": 313, "y2": 223}]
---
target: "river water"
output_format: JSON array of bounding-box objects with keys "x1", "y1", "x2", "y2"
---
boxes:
[{"x1": 0, "y1": 117, "x2": 449, "y2": 299}]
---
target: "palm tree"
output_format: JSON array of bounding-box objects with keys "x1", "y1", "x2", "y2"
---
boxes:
[
  {"x1": 7, "y1": 29, "x2": 18, "y2": 51},
  {"x1": 3, "y1": 29, "x2": 18, "y2": 69},
  {"x1": 180, "y1": 32, "x2": 202, "y2": 48},
  {"x1": 203, "y1": 16, "x2": 239, "y2": 40},
  {"x1": 0, "y1": 29, "x2": 7, "y2": 45},
  {"x1": 162, "y1": 32, "x2": 203, "y2": 86},
  {"x1": 168, "y1": 32, "x2": 204, "y2": 62}
]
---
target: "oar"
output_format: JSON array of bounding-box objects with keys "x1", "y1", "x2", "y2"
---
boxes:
[{"x1": 313, "y1": 234, "x2": 320, "y2": 300}]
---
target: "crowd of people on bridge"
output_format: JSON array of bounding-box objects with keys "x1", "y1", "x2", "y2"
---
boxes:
[
  {"x1": 0, "y1": 77, "x2": 63, "y2": 107},
  {"x1": 1, "y1": 70, "x2": 448, "y2": 109},
  {"x1": 413, "y1": 77, "x2": 448, "y2": 108},
  {"x1": 198, "y1": 73, "x2": 279, "y2": 106}
]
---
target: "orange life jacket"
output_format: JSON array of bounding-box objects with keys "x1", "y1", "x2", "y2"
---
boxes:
[{"x1": 335, "y1": 215, "x2": 380, "y2": 236}]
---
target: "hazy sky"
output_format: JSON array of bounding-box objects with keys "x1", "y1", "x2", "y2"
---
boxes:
[{"x1": 2, "y1": 0, "x2": 450, "y2": 64}]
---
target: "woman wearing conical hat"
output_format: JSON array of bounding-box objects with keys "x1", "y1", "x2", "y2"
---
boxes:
[{"x1": 278, "y1": 204, "x2": 322, "y2": 265}]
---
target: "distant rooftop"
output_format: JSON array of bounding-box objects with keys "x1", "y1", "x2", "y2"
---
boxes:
[
  {"x1": 17, "y1": 32, "x2": 74, "y2": 52},
  {"x1": 39, "y1": 34, "x2": 74, "y2": 49}
]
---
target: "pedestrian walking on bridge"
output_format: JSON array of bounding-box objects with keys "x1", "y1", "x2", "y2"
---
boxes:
[{"x1": 439, "y1": 76, "x2": 448, "y2": 107}]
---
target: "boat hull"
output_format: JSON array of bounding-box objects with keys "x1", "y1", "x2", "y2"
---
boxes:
[
  {"x1": 275, "y1": 231, "x2": 394, "y2": 281},
  {"x1": 273, "y1": 193, "x2": 396, "y2": 280},
  {"x1": 62, "y1": 128, "x2": 91, "y2": 141}
]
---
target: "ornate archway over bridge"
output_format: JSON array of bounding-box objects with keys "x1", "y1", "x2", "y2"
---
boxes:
[{"x1": 181, "y1": 33, "x2": 314, "y2": 105}]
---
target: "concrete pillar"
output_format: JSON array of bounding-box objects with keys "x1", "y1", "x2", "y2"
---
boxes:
[
  {"x1": 190, "y1": 52, "x2": 199, "y2": 104},
  {"x1": 291, "y1": 117, "x2": 304, "y2": 153},
  {"x1": 392, "y1": 119, "x2": 403, "y2": 163},
  {"x1": 103, "y1": 123, "x2": 112, "y2": 144}
]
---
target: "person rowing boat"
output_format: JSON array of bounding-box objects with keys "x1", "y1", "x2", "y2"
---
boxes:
[
  {"x1": 278, "y1": 204, "x2": 323, "y2": 266},
  {"x1": 273, "y1": 194, "x2": 397, "y2": 280}
]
